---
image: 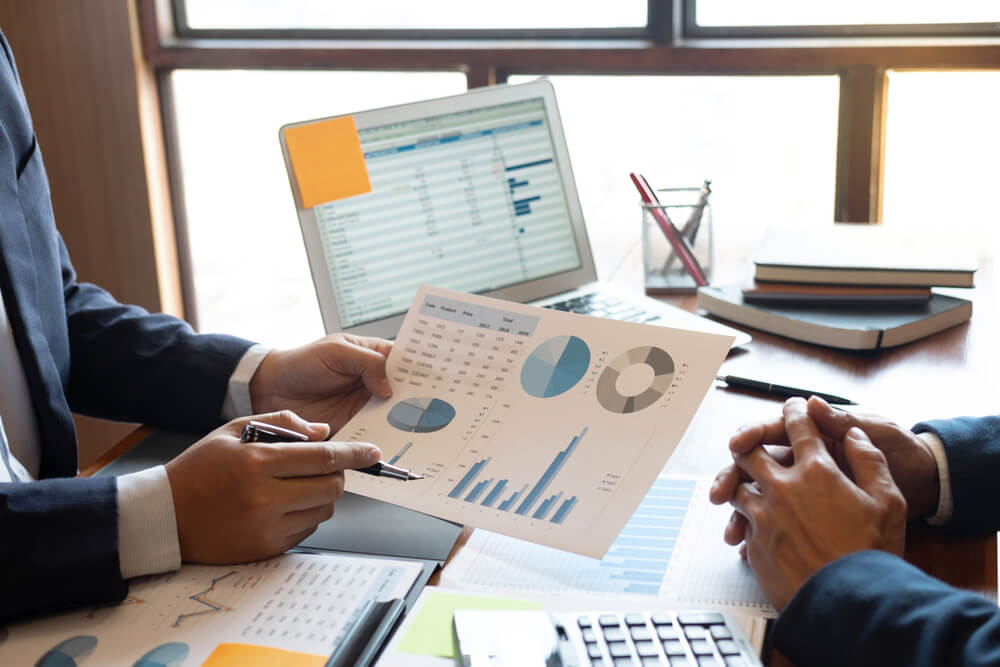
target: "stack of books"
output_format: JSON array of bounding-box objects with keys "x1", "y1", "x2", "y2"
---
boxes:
[{"x1": 696, "y1": 225, "x2": 978, "y2": 350}]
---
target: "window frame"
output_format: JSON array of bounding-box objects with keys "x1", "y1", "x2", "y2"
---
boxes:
[{"x1": 140, "y1": 0, "x2": 1000, "y2": 325}]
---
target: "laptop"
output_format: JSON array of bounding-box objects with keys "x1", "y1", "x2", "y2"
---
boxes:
[{"x1": 278, "y1": 79, "x2": 749, "y2": 346}]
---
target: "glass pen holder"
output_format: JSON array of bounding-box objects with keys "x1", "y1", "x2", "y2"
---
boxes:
[{"x1": 641, "y1": 180, "x2": 714, "y2": 294}]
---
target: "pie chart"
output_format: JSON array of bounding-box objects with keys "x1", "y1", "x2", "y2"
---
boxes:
[
  {"x1": 520, "y1": 335, "x2": 591, "y2": 398},
  {"x1": 597, "y1": 345, "x2": 674, "y2": 413},
  {"x1": 387, "y1": 397, "x2": 456, "y2": 433},
  {"x1": 37, "y1": 636, "x2": 98, "y2": 666}
]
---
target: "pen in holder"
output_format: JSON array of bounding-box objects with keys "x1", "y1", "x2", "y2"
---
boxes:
[{"x1": 641, "y1": 179, "x2": 713, "y2": 294}]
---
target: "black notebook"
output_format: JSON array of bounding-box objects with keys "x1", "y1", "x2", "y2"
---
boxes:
[{"x1": 696, "y1": 284, "x2": 972, "y2": 350}]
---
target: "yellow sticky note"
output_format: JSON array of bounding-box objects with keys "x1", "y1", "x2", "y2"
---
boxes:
[
  {"x1": 397, "y1": 591, "x2": 543, "y2": 659},
  {"x1": 285, "y1": 116, "x2": 371, "y2": 208},
  {"x1": 201, "y1": 643, "x2": 326, "y2": 667}
]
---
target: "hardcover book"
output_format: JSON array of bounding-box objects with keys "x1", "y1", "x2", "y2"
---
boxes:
[
  {"x1": 697, "y1": 284, "x2": 972, "y2": 350},
  {"x1": 753, "y1": 225, "x2": 977, "y2": 287}
]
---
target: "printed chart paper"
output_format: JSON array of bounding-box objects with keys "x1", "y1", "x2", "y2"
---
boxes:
[
  {"x1": 1, "y1": 553, "x2": 421, "y2": 667},
  {"x1": 343, "y1": 286, "x2": 733, "y2": 558},
  {"x1": 442, "y1": 476, "x2": 773, "y2": 616}
]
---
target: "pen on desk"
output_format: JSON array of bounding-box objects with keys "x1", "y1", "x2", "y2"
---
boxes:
[
  {"x1": 715, "y1": 375, "x2": 857, "y2": 406},
  {"x1": 239, "y1": 421, "x2": 424, "y2": 480}
]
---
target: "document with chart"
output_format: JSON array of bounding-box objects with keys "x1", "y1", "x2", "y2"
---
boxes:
[
  {"x1": 442, "y1": 475, "x2": 774, "y2": 617},
  {"x1": 342, "y1": 285, "x2": 733, "y2": 558},
  {"x1": 1, "y1": 553, "x2": 421, "y2": 666}
]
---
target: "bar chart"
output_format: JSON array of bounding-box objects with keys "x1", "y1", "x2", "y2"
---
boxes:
[
  {"x1": 447, "y1": 477, "x2": 697, "y2": 596},
  {"x1": 447, "y1": 428, "x2": 586, "y2": 525}
]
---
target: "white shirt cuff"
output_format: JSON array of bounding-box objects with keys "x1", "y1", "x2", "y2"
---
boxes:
[
  {"x1": 116, "y1": 465, "x2": 182, "y2": 579},
  {"x1": 222, "y1": 344, "x2": 272, "y2": 419},
  {"x1": 919, "y1": 431, "x2": 953, "y2": 526}
]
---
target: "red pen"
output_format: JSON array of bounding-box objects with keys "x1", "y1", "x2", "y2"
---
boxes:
[{"x1": 630, "y1": 172, "x2": 708, "y2": 287}]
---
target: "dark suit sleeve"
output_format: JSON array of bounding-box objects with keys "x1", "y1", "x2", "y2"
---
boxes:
[
  {"x1": 913, "y1": 416, "x2": 1000, "y2": 535},
  {"x1": 772, "y1": 550, "x2": 1000, "y2": 667},
  {"x1": 0, "y1": 476, "x2": 127, "y2": 622},
  {"x1": 61, "y1": 236, "x2": 255, "y2": 432}
]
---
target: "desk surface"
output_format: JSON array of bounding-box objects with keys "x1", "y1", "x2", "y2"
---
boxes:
[{"x1": 84, "y1": 241, "x2": 998, "y2": 665}]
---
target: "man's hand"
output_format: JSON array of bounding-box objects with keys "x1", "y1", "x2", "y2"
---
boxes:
[
  {"x1": 725, "y1": 398, "x2": 907, "y2": 611},
  {"x1": 165, "y1": 410, "x2": 381, "y2": 564},
  {"x1": 249, "y1": 334, "x2": 393, "y2": 433},
  {"x1": 710, "y1": 395, "x2": 940, "y2": 548}
]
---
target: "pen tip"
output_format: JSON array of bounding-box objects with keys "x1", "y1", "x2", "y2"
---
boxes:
[{"x1": 408, "y1": 473, "x2": 425, "y2": 480}]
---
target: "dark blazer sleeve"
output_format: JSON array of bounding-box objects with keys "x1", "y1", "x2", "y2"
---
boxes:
[
  {"x1": 0, "y1": 476, "x2": 127, "y2": 622},
  {"x1": 62, "y1": 252, "x2": 255, "y2": 433},
  {"x1": 913, "y1": 416, "x2": 1000, "y2": 535},
  {"x1": 772, "y1": 550, "x2": 1000, "y2": 667}
]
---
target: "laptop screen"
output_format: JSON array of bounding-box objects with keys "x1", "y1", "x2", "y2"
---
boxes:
[{"x1": 310, "y1": 96, "x2": 583, "y2": 329}]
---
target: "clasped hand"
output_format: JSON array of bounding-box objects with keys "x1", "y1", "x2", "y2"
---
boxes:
[{"x1": 708, "y1": 397, "x2": 934, "y2": 611}]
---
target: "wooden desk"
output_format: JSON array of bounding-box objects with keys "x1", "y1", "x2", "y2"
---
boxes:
[{"x1": 85, "y1": 246, "x2": 997, "y2": 664}]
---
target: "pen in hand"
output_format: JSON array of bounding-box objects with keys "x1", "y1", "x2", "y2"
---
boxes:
[
  {"x1": 715, "y1": 375, "x2": 857, "y2": 406},
  {"x1": 240, "y1": 421, "x2": 425, "y2": 480}
]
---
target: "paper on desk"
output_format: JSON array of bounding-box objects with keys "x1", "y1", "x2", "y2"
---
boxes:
[
  {"x1": 375, "y1": 588, "x2": 543, "y2": 667},
  {"x1": 442, "y1": 475, "x2": 775, "y2": 617},
  {"x1": 0, "y1": 552, "x2": 422, "y2": 667},
  {"x1": 342, "y1": 285, "x2": 733, "y2": 559}
]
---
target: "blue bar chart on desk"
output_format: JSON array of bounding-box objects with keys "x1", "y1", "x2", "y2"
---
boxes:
[
  {"x1": 446, "y1": 477, "x2": 696, "y2": 596},
  {"x1": 442, "y1": 475, "x2": 772, "y2": 614}
]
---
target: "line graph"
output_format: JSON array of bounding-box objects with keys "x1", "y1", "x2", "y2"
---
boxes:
[{"x1": 172, "y1": 570, "x2": 238, "y2": 628}]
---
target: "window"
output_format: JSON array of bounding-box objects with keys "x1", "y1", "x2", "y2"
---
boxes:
[
  {"x1": 180, "y1": 1, "x2": 648, "y2": 31},
  {"x1": 509, "y1": 75, "x2": 839, "y2": 284},
  {"x1": 882, "y1": 71, "x2": 1000, "y2": 247},
  {"x1": 689, "y1": 0, "x2": 1000, "y2": 35},
  {"x1": 170, "y1": 70, "x2": 466, "y2": 346}
]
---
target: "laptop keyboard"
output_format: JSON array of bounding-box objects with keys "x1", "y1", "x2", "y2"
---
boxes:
[
  {"x1": 544, "y1": 292, "x2": 664, "y2": 324},
  {"x1": 573, "y1": 610, "x2": 757, "y2": 667}
]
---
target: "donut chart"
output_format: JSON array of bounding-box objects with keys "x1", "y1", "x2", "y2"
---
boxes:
[
  {"x1": 520, "y1": 335, "x2": 591, "y2": 398},
  {"x1": 597, "y1": 346, "x2": 674, "y2": 413},
  {"x1": 387, "y1": 397, "x2": 456, "y2": 433}
]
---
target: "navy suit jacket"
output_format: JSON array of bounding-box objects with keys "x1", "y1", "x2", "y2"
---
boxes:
[
  {"x1": 772, "y1": 416, "x2": 1000, "y2": 666},
  {"x1": 0, "y1": 30, "x2": 253, "y2": 621}
]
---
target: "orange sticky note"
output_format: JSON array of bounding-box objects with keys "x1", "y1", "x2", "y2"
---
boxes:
[
  {"x1": 201, "y1": 643, "x2": 326, "y2": 667},
  {"x1": 285, "y1": 116, "x2": 371, "y2": 208}
]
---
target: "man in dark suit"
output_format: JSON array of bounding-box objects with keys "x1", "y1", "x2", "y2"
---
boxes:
[
  {"x1": 0, "y1": 29, "x2": 392, "y2": 621},
  {"x1": 711, "y1": 396, "x2": 1000, "y2": 666}
]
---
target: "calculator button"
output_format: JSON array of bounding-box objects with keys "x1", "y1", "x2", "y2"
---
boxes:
[
  {"x1": 630, "y1": 626, "x2": 652, "y2": 641},
  {"x1": 668, "y1": 657, "x2": 691, "y2": 666},
  {"x1": 635, "y1": 640, "x2": 659, "y2": 657},
  {"x1": 657, "y1": 626, "x2": 679, "y2": 641},
  {"x1": 642, "y1": 658, "x2": 663, "y2": 667},
  {"x1": 578, "y1": 616, "x2": 593, "y2": 629},
  {"x1": 624, "y1": 613, "x2": 647, "y2": 627},
  {"x1": 590, "y1": 659, "x2": 605, "y2": 667},
  {"x1": 582, "y1": 628, "x2": 597, "y2": 643},
  {"x1": 662, "y1": 639, "x2": 686, "y2": 656},
  {"x1": 603, "y1": 627, "x2": 626, "y2": 642},
  {"x1": 651, "y1": 613, "x2": 674, "y2": 626},
  {"x1": 715, "y1": 639, "x2": 740, "y2": 655},
  {"x1": 698, "y1": 657, "x2": 723, "y2": 667},
  {"x1": 678, "y1": 612, "x2": 726, "y2": 626},
  {"x1": 587, "y1": 643, "x2": 603, "y2": 659},
  {"x1": 599, "y1": 615, "x2": 621, "y2": 628},
  {"x1": 724, "y1": 657, "x2": 749, "y2": 667},
  {"x1": 684, "y1": 627, "x2": 708, "y2": 640},
  {"x1": 709, "y1": 626, "x2": 732, "y2": 640},
  {"x1": 614, "y1": 658, "x2": 634, "y2": 667},
  {"x1": 607, "y1": 641, "x2": 631, "y2": 658},
  {"x1": 690, "y1": 639, "x2": 713, "y2": 655}
]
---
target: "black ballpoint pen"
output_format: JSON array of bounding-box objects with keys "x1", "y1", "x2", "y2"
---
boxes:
[
  {"x1": 240, "y1": 421, "x2": 424, "y2": 480},
  {"x1": 715, "y1": 375, "x2": 857, "y2": 406}
]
